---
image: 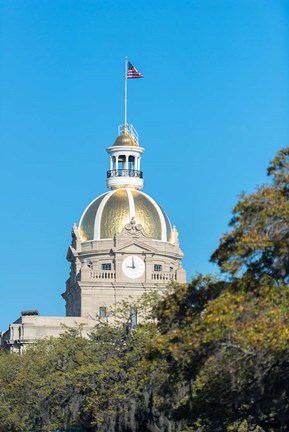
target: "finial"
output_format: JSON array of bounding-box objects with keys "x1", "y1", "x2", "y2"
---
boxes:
[{"x1": 170, "y1": 225, "x2": 179, "y2": 245}]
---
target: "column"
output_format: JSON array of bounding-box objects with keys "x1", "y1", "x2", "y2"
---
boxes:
[{"x1": 124, "y1": 155, "x2": 129, "y2": 170}]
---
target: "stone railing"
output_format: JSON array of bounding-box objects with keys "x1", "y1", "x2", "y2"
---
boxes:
[
  {"x1": 90, "y1": 271, "x2": 116, "y2": 280},
  {"x1": 151, "y1": 272, "x2": 176, "y2": 281},
  {"x1": 89, "y1": 271, "x2": 176, "y2": 281}
]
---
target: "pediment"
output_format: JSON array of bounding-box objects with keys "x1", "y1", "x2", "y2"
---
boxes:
[{"x1": 114, "y1": 239, "x2": 159, "y2": 255}]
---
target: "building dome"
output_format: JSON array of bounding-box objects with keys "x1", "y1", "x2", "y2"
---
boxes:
[
  {"x1": 113, "y1": 133, "x2": 138, "y2": 147},
  {"x1": 79, "y1": 188, "x2": 172, "y2": 242}
]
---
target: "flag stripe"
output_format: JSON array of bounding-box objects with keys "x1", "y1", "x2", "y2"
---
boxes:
[{"x1": 127, "y1": 61, "x2": 143, "y2": 79}]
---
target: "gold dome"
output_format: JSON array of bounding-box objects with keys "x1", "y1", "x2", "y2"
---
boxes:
[
  {"x1": 113, "y1": 133, "x2": 138, "y2": 147},
  {"x1": 79, "y1": 189, "x2": 172, "y2": 242}
]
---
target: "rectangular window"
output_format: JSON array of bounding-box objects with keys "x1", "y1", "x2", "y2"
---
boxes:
[
  {"x1": 102, "y1": 263, "x2": 112, "y2": 270},
  {"x1": 99, "y1": 307, "x2": 107, "y2": 318},
  {"x1": 154, "y1": 264, "x2": 162, "y2": 272},
  {"x1": 170, "y1": 267, "x2": 174, "y2": 272},
  {"x1": 131, "y1": 307, "x2": 138, "y2": 328}
]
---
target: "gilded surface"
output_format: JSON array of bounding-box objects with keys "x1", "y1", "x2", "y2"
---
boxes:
[
  {"x1": 79, "y1": 189, "x2": 172, "y2": 241},
  {"x1": 100, "y1": 190, "x2": 130, "y2": 238},
  {"x1": 132, "y1": 190, "x2": 162, "y2": 240},
  {"x1": 79, "y1": 194, "x2": 107, "y2": 241},
  {"x1": 113, "y1": 134, "x2": 138, "y2": 147}
]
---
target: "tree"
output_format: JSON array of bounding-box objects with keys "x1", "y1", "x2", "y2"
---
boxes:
[
  {"x1": 148, "y1": 148, "x2": 289, "y2": 431},
  {"x1": 0, "y1": 294, "x2": 169, "y2": 432},
  {"x1": 211, "y1": 147, "x2": 289, "y2": 287}
]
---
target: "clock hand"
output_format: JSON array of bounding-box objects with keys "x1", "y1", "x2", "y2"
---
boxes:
[{"x1": 132, "y1": 257, "x2": 135, "y2": 269}]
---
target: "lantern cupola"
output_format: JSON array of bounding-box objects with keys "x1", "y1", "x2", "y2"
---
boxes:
[{"x1": 106, "y1": 124, "x2": 144, "y2": 190}]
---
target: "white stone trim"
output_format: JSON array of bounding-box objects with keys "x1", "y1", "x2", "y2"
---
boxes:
[
  {"x1": 78, "y1": 192, "x2": 108, "y2": 231},
  {"x1": 126, "y1": 188, "x2": 135, "y2": 221},
  {"x1": 106, "y1": 176, "x2": 143, "y2": 190},
  {"x1": 138, "y1": 191, "x2": 167, "y2": 241},
  {"x1": 94, "y1": 190, "x2": 113, "y2": 240},
  {"x1": 106, "y1": 146, "x2": 144, "y2": 155}
]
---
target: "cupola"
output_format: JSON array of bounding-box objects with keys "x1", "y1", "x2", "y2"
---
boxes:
[{"x1": 106, "y1": 124, "x2": 144, "y2": 190}]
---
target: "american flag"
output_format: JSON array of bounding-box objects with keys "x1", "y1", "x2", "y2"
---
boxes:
[{"x1": 127, "y1": 62, "x2": 143, "y2": 79}]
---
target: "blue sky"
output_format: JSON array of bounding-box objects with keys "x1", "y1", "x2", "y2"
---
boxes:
[{"x1": 0, "y1": 0, "x2": 289, "y2": 330}]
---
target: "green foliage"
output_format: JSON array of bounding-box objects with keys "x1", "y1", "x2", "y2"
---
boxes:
[
  {"x1": 211, "y1": 147, "x2": 289, "y2": 286},
  {"x1": 0, "y1": 294, "x2": 171, "y2": 432}
]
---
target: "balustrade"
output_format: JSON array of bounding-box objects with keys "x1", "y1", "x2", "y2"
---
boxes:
[
  {"x1": 151, "y1": 272, "x2": 176, "y2": 281},
  {"x1": 107, "y1": 169, "x2": 143, "y2": 179},
  {"x1": 90, "y1": 271, "x2": 176, "y2": 281},
  {"x1": 90, "y1": 271, "x2": 116, "y2": 280}
]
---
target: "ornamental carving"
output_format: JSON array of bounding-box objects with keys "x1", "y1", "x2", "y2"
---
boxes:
[{"x1": 117, "y1": 217, "x2": 149, "y2": 239}]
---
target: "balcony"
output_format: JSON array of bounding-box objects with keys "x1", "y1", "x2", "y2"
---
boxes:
[
  {"x1": 151, "y1": 272, "x2": 176, "y2": 281},
  {"x1": 107, "y1": 169, "x2": 143, "y2": 179}
]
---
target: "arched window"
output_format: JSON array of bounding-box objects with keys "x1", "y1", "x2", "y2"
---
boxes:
[
  {"x1": 118, "y1": 155, "x2": 125, "y2": 171},
  {"x1": 128, "y1": 155, "x2": 135, "y2": 173}
]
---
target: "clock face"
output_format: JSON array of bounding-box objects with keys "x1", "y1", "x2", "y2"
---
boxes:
[{"x1": 122, "y1": 255, "x2": 145, "y2": 279}]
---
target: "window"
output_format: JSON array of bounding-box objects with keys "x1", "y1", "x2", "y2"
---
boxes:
[
  {"x1": 131, "y1": 307, "x2": 138, "y2": 328},
  {"x1": 99, "y1": 307, "x2": 107, "y2": 318},
  {"x1": 102, "y1": 263, "x2": 111, "y2": 270},
  {"x1": 170, "y1": 267, "x2": 174, "y2": 272},
  {"x1": 154, "y1": 264, "x2": 162, "y2": 272}
]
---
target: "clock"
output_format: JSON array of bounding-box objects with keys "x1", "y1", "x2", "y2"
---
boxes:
[{"x1": 122, "y1": 255, "x2": 145, "y2": 279}]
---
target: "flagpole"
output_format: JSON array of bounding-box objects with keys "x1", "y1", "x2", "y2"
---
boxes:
[{"x1": 124, "y1": 56, "x2": 128, "y2": 133}]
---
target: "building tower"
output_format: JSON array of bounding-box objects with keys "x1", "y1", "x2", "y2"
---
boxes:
[{"x1": 62, "y1": 123, "x2": 186, "y2": 319}]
